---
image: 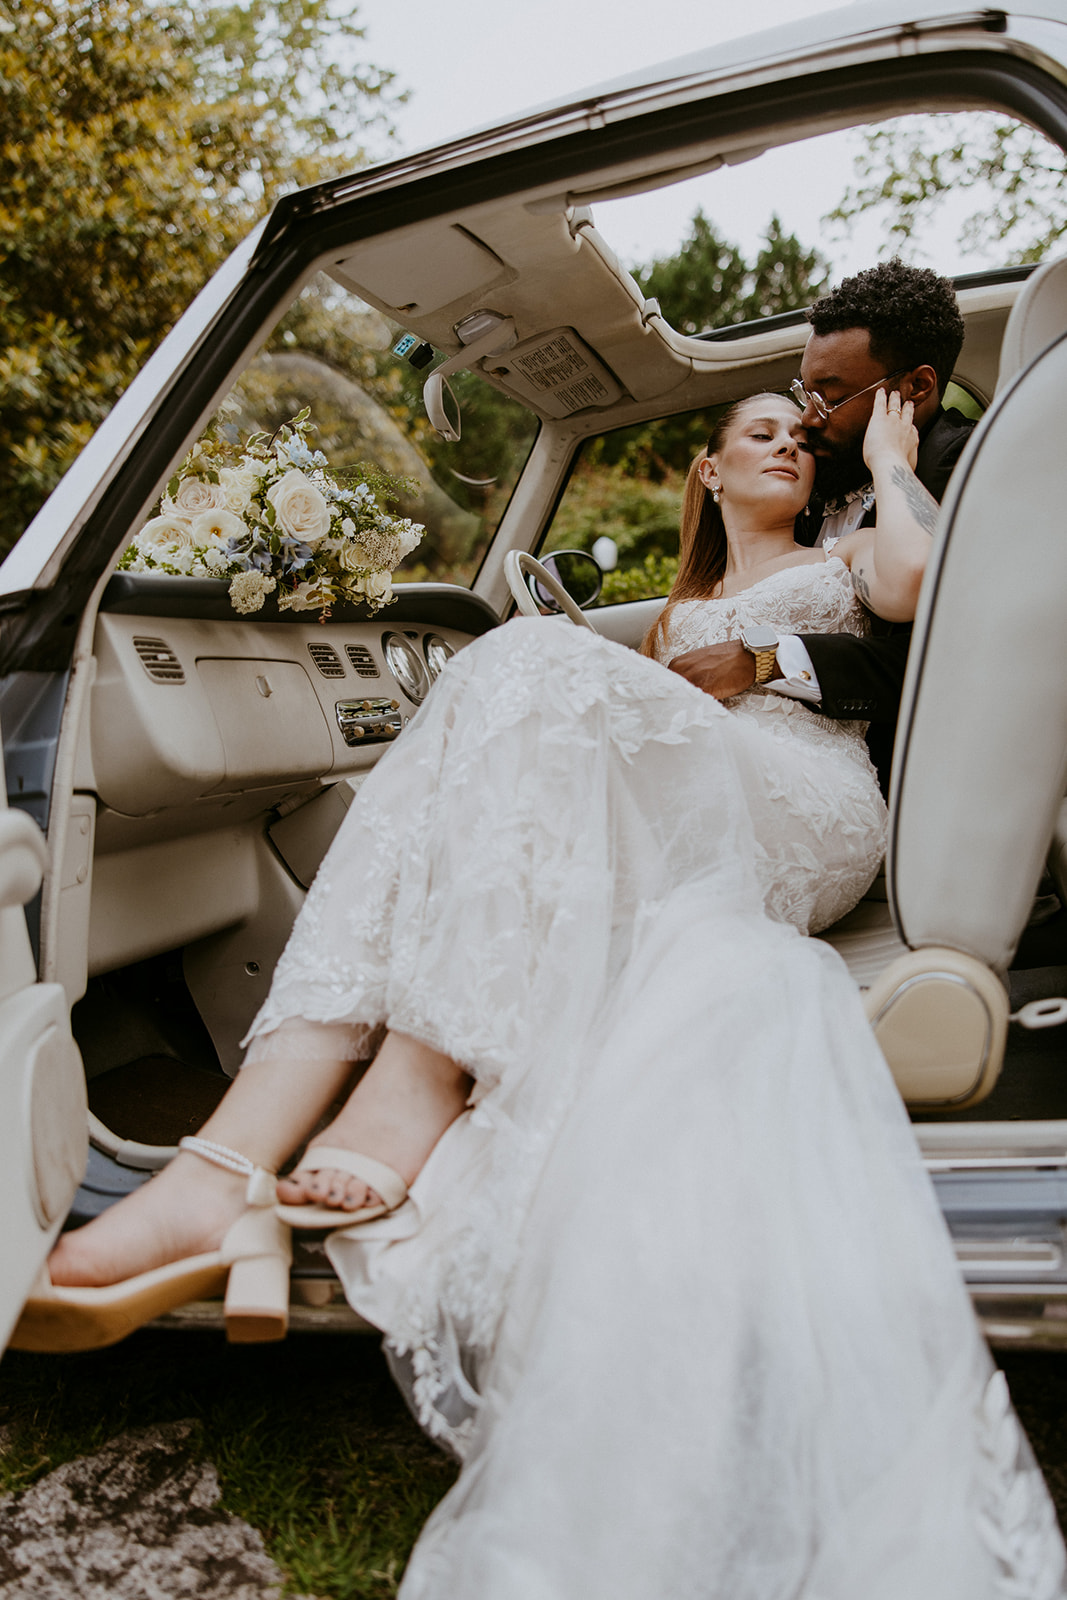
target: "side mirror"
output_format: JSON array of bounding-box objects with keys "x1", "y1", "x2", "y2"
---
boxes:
[{"x1": 528, "y1": 549, "x2": 602, "y2": 612}]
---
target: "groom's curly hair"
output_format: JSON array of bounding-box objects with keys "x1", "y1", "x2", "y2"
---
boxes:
[{"x1": 808, "y1": 259, "x2": 965, "y2": 398}]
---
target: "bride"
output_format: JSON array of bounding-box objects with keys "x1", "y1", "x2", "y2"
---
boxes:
[{"x1": 22, "y1": 391, "x2": 1066, "y2": 1596}]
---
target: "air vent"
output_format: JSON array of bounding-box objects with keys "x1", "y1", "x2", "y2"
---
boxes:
[
  {"x1": 133, "y1": 636, "x2": 185, "y2": 684},
  {"x1": 307, "y1": 642, "x2": 345, "y2": 679},
  {"x1": 345, "y1": 644, "x2": 380, "y2": 678}
]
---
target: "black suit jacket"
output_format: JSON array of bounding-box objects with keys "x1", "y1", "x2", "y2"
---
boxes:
[{"x1": 798, "y1": 406, "x2": 976, "y2": 794}]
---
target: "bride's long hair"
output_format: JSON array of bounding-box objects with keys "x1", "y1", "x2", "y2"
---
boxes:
[{"x1": 640, "y1": 394, "x2": 814, "y2": 659}]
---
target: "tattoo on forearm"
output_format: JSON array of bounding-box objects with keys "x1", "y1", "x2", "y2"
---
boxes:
[
  {"x1": 891, "y1": 464, "x2": 938, "y2": 533},
  {"x1": 851, "y1": 565, "x2": 872, "y2": 606}
]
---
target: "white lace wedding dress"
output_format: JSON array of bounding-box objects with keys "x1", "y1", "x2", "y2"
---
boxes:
[{"x1": 246, "y1": 557, "x2": 1066, "y2": 1598}]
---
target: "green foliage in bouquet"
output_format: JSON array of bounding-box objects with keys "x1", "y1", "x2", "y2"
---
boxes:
[{"x1": 119, "y1": 410, "x2": 424, "y2": 618}]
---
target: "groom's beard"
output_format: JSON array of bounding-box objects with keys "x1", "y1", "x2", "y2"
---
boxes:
[{"x1": 813, "y1": 446, "x2": 870, "y2": 502}]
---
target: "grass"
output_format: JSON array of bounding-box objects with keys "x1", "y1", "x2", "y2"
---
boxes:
[
  {"x1": 3, "y1": 1333, "x2": 1065, "y2": 1595},
  {"x1": 0, "y1": 1329, "x2": 457, "y2": 1598}
]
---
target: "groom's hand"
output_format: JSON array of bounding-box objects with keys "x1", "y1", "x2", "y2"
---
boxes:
[{"x1": 668, "y1": 642, "x2": 756, "y2": 699}]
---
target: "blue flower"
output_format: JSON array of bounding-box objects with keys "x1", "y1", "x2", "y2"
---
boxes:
[
  {"x1": 280, "y1": 436, "x2": 316, "y2": 469},
  {"x1": 278, "y1": 536, "x2": 314, "y2": 575},
  {"x1": 233, "y1": 536, "x2": 275, "y2": 573}
]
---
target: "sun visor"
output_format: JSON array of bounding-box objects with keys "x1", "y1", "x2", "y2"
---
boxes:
[
  {"x1": 486, "y1": 328, "x2": 623, "y2": 417},
  {"x1": 330, "y1": 225, "x2": 513, "y2": 315}
]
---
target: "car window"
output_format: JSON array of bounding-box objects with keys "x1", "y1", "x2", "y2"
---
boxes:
[
  {"x1": 539, "y1": 406, "x2": 724, "y2": 607},
  {"x1": 942, "y1": 381, "x2": 985, "y2": 422},
  {"x1": 182, "y1": 272, "x2": 539, "y2": 590},
  {"x1": 596, "y1": 111, "x2": 1065, "y2": 302},
  {"x1": 543, "y1": 380, "x2": 988, "y2": 610}
]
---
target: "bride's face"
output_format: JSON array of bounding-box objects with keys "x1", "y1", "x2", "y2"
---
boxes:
[{"x1": 704, "y1": 399, "x2": 814, "y2": 519}]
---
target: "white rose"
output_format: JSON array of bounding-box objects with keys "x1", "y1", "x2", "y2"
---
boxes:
[
  {"x1": 363, "y1": 570, "x2": 393, "y2": 604},
  {"x1": 169, "y1": 476, "x2": 229, "y2": 515},
  {"x1": 136, "y1": 515, "x2": 196, "y2": 558},
  {"x1": 266, "y1": 469, "x2": 331, "y2": 547},
  {"x1": 190, "y1": 507, "x2": 248, "y2": 550},
  {"x1": 217, "y1": 465, "x2": 260, "y2": 514},
  {"x1": 338, "y1": 539, "x2": 372, "y2": 572}
]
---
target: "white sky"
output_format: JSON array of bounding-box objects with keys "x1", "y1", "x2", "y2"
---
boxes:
[{"x1": 351, "y1": 0, "x2": 998, "y2": 283}]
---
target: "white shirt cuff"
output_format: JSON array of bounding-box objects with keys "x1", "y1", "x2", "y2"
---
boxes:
[{"x1": 769, "y1": 634, "x2": 821, "y2": 703}]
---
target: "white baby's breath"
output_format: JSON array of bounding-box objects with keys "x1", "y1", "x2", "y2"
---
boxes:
[{"x1": 229, "y1": 571, "x2": 277, "y2": 614}]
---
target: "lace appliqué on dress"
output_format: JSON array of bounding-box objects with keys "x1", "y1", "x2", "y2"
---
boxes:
[
  {"x1": 236, "y1": 590, "x2": 1063, "y2": 1598},
  {"x1": 975, "y1": 1369, "x2": 1067, "y2": 1597},
  {"x1": 249, "y1": 592, "x2": 888, "y2": 1450}
]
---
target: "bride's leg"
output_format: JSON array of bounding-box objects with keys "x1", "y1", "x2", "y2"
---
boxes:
[
  {"x1": 48, "y1": 1048, "x2": 357, "y2": 1288},
  {"x1": 276, "y1": 1031, "x2": 472, "y2": 1211}
]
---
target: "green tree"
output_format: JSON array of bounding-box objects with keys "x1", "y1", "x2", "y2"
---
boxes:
[
  {"x1": 827, "y1": 112, "x2": 1067, "y2": 265},
  {"x1": 588, "y1": 211, "x2": 828, "y2": 479},
  {"x1": 545, "y1": 211, "x2": 830, "y2": 605},
  {"x1": 636, "y1": 209, "x2": 829, "y2": 335},
  {"x1": 0, "y1": 0, "x2": 397, "y2": 556}
]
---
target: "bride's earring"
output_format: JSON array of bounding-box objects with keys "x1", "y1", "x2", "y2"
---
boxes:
[{"x1": 711, "y1": 483, "x2": 722, "y2": 505}]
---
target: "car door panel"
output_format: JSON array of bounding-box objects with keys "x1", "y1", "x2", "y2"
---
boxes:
[{"x1": 0, "y1": 786, "x2": 87, "y2": 1351}]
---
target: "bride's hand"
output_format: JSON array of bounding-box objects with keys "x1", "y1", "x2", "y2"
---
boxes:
[{"x1": 862, "y1": 387, "x2": 918, "y2": 474}]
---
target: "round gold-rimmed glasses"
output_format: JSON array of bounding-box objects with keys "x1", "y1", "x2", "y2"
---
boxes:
[{"x1": 789, "y1": 368, "x2": 909, "y2": 422}]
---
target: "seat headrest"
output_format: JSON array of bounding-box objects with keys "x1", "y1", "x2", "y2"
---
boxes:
[{"x1": 996, "y1": 254, "x2": 1067, "y2": 393}]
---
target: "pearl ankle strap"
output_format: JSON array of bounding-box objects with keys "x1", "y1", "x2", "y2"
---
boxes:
[{"x1": 178, "y1": 1136, "x2": 276, "y2": 1208}]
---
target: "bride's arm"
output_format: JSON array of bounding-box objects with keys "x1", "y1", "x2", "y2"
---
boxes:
[{"x1": 833, "y1": 388, "x2": 938, "y2": 623}]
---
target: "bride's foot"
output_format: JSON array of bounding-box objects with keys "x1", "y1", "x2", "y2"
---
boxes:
[
  {"x1": 276, "y1": 1032, "x2": 471, "y2": 1214},
  {"x1": 45, "y1": 1043, "x2": 363, "y2": 1293},
  {"x1": 47, "y1": 1151, "x2": 250, "y2": 1288}
]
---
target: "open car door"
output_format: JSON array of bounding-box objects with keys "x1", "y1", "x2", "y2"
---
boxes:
[{"x1": 0, "y1": 723, "x2": 86, "y2": 1351}]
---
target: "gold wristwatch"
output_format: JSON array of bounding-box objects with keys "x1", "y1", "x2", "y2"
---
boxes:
[{"x1": 740, "y1": 624, "x2": 779, "y2": 685}]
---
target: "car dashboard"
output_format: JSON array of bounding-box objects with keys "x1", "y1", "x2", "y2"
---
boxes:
[{"x1": 60, "y1": 575, "x2": 497, "y2": 1073}]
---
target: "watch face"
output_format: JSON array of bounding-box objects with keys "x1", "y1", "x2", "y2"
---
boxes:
[{"x1": 741, "y1": 624, "x2": 778, "y2": 651}]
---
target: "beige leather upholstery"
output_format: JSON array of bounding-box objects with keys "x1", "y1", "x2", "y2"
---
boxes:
[
  {"x1": 878, "y1": 322, "x2": 1067, "y2": 1106},
  {"x1": 863, "y1": 948, "x2": 1008, "y2": 1109},
  {"x1": 996, "y1": 254, "x2": 1067, "y2": 393},
  {"x1": 819, "y1": 260, "x2": 1067, "y2": 1109},
  {"x1": 892, "y1": 328, "x2": 1067, "y2": 965}
]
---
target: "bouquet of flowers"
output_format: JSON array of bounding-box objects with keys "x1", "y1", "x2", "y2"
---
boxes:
[{"x1": 119, "y1": 409, "x2": 425, "y2": 619}]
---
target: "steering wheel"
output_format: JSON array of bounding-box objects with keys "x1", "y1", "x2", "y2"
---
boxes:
[{"x1": 504, "y1": 550, "x2": 596, "y2": 631}]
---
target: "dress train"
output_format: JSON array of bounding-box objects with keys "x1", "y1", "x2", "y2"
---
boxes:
[{"x1": 241, "y1": 618, "x2": 1065, "y2": 1596}]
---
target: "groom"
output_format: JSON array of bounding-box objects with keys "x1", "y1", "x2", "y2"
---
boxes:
[{"x1": 670, "y1": 260, "x2": 975, "y2": 794}]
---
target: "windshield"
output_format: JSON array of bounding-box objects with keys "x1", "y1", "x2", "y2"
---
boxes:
[{"x1": 157, "y1": 272, "x2": 540, "y2": 592}]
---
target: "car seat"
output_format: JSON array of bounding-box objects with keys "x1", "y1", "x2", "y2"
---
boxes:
[{"x1": 819, "y1": 254, "x2": 1067, "y2": 1108}]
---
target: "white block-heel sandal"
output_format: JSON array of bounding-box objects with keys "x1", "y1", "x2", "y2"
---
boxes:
[
  {"x1": 274, "y1": 1146, "x2": 408, "y2": 1230},
  {"x1": 11, "y1": 1137, "x2": 293, "y2": 1352}
]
